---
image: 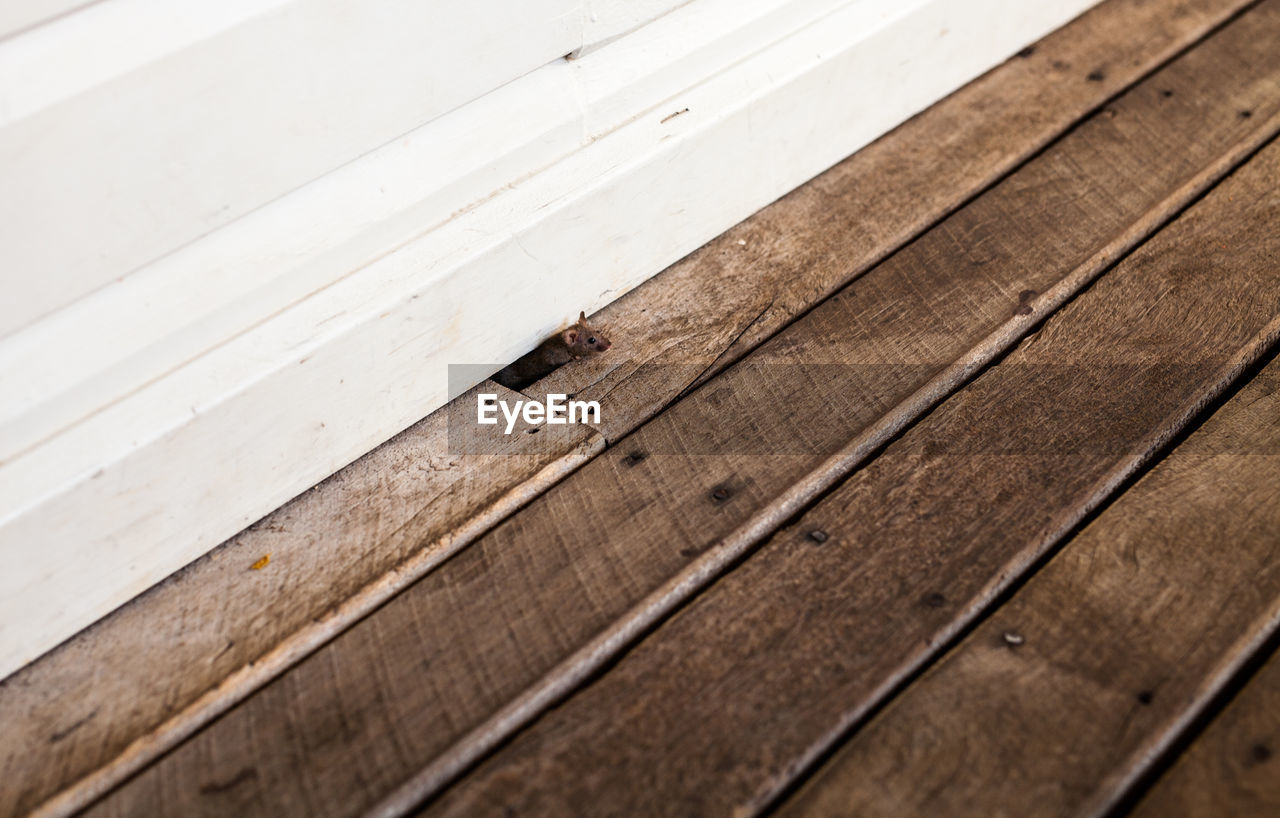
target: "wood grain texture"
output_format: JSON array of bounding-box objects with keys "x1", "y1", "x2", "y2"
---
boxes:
[
  {"x1": 415, "y1": 125, "x2": 1280, "y2": 818},
  {"x1": 82, "y1": 6, "x2": 1280, "y2": 816},
  {"x1": 0, "y1": 381, "x2": 602, "y2": 818},
  {"x1": 525, "y1": 0, "x2": 1261, "y2": 445},
  {"x1": 1133, "y1": 643, "x2": 1280, "y2": 817},
  {"x1": 777, "y1": 357, "x2": 1280, "y2": 818}
]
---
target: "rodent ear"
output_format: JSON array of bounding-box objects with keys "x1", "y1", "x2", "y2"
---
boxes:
[
  {"x1": 579, "y1": 311, "x2": 588, "y2": 324},
  {"x1": 562, "y1": 328, "x2": 579, "y2": 345}
]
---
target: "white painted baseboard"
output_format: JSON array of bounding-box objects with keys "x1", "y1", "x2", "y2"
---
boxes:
[
  {"x1": 0, "y1": 0, "x2": 1098, "y2": 679},
  {"x1": 0, "y1": 0, "x2": 581, "y2": 337},
  {"x1": 0, "y1": 0, "x2": 93, "y2": 40},
  {"x1": 578, "y1": 0, "x2": 693, "y2": 54}
]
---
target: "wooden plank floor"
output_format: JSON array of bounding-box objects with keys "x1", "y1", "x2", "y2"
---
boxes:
[
  {"x1": 11, "y1": 0, "x2": 1259, "y2": 814},
  {"x1": 7, "y1": 0, "x2": 1280, "y2": 816}
]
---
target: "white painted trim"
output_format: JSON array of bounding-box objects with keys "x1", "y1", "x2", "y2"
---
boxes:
[
  {"x1": 578, "y1": 0, "x2": 691, "y2": 54},
  {"x1": 0, "y1": 0, "x2": 1098, "y2": 678},
  {"x1": 0, "y1": 0, "x2": 292, "y2": 126},
  {"x1": 0, "y1": 0, "x2": 94, "y2": 41},
  {"x1": 0, "y1": 66, "x2": 584, "y2": 465},
  {"x1": 578, "y1": 0, "x2": 867, "y2": 136},
  {"x1": 0, "y1": 0, "x2": 581, "y2": 337}
]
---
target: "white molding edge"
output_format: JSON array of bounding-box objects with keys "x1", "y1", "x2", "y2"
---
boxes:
[
  {"x1": 0, "y1": 0, "x2": 93, "y2": 42},
  {"x1": 0, "y1": 0, "x2": 292, "y2": 125},
  {"x1": 0, "y1": 0, "x2": 1098, "y2": 679},
  {"x1": 0, "y1": 0, "x2": 581, "y2": 337},
  {"x1": 0, "y1": 0, "x2": 691, "y2": 55},
  {"x1": 578, "y1": 0, "x2": 692, "y2": 54}
]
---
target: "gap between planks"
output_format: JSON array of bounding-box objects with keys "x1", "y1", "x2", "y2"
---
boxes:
[
  {"x1": 1130, "y1": 632, "x2": 1280, "y2": 817},
  {"x1": 70, "y1": 4, "x2": 1280, "y2": 815}
]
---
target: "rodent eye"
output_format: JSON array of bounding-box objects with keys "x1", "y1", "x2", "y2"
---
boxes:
[{"x1": 588, "y1": 336, "x2": 596, "y2": 344}]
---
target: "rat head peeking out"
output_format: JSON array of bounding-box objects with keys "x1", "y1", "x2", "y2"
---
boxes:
[
  {"x1": 493, "y1": 309, "x2": 614, "y2": 391},
  {"x1": 563, "y1": 311, "x2": 612, "y2": 357}
]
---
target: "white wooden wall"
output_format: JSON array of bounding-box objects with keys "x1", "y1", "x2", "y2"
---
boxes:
[{"x1": 0, "y1": 0, "x2": 1099, "y2": 679}]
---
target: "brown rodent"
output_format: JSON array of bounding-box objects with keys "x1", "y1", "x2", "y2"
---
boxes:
[{"x1": 494, "y1": 311, "x2": 612, "y2": 390}]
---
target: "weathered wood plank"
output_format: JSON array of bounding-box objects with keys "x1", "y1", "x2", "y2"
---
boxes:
[
  {"x1": 414, "y1": 127, "x2": 1280, "y2": 818},
  {"x1": 525, "y1": 0, "x2": 1262, "y2": 444},
  {"x1": 0, "y1": 381, "x2": 602, "y2": 818},
  {"x1": 1133, "y1": 643, "x2": 1280, "y2": 817},
  {"x1": 775, "y1": 364, "x2": 1280, "y2": 817},
  {"x1": 82, "y1": 6, "x2": 1280, "y2": 816}
]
